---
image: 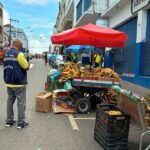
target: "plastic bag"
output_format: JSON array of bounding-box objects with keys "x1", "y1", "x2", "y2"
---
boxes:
[
  {"x1": 64, "y1": 81, "x2": 72, "y2": 91},
  {"x1": 50, "y1": 69, "x2": 62, "y2": 83}
]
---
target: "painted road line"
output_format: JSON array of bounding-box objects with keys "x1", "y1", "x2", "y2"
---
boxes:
[
  {"x1": 74, "y1": 118, "x2": 96, "y2": 120},
  {"x1": 68, "y1": 115, "x2": 79, "y2": 130}
]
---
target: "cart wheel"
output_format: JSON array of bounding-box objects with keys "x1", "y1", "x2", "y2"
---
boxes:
[{"x1": 75, "y1": 98, "x2": 91, "y2": 114}]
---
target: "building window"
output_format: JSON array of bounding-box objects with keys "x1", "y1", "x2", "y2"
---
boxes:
[
  {"x1": 76, "y1": 0, "x2": 83, "y2": 21},
  {"x1": 17, "y1": 32, "x2": 22, "y2": 38},
  {"x1": 84, "y1": 0, "x2": 92, "y2": 12}
]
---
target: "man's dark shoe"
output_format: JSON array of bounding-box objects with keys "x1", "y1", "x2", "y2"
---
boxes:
[
  {"x1": 5, "y1": 120, "x2": 16, "y2": 128},
  {"x1": 17, "y1": 122, "x2": 29, "y2": 130}
]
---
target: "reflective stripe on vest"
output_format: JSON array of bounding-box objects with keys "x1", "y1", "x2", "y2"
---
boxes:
[{"x1": 4, "y1": 58, "x2": 18, "y2": 62}]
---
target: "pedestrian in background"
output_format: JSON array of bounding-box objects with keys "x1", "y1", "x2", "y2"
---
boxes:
[
  {"x1": 49, "y1": 52, "x2": 56, "y2": 68},
  {"x1": 93, "y1": 53, "x2": 103, "y2": 67},
  {"x1": 44, "y1": 53, "x2": 48, "y2": 65},
  {"x1": 3, "y1": 38, "x2": 29, "y2": 129},
  {"x1": 0, "y1": 48, "x2": 4, "y2": 65}
]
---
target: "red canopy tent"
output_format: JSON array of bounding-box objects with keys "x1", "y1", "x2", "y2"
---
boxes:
[{"x1": 51, "y1": 23, "x2": 128, "y2": 48}]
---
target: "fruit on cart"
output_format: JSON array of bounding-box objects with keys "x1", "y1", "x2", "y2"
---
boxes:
[
  {"x1": 111, "y1": 72, "x2": 119, "y2": 78},
  {"x1": 93, "y1": 67, "x2": 103, "y2": 73},
  {"x1": 80, "y1": 67, "x2": 120, "y2": 80},
  {"x1": 60, "y1": 62, "x2": 80, "y2": 80},
  {"x1": 60, "y1": 64, "x2": 120, "y2": 81},
  {"x1": 99, "y1": 68, "x2": 113, "y2": 77}
]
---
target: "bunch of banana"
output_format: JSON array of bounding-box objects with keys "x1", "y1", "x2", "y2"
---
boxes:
[
  {"x1": 60, "y1": 62, "x2": 80, "y2": 80},
  {"x1": 111, "y1": 72, "x2": 119, "y2": 78},
  {"x1": 93, "y1": 68, "x2": 120, "y2": 80},
  {"x1": 99, "y1": 68, "x2": 113, "y2": 77},
  {"x1": 93, "y1": 67, "x2": 103, "y2": 73}
]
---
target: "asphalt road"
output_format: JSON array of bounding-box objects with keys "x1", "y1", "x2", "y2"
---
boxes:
[
  {"x1": 0, "y1": 59, "x2": 149, "y2": 150},
  {"x1": 0, "y1": 59, "x2": 100, "y2": 150}
]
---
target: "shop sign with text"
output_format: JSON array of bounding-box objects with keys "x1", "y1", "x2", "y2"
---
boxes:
[{"x1": 132, "y1": 0, "x2": 150, "y2": 13}]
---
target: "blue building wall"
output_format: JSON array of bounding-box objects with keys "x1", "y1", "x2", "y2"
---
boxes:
[
  {"x1": 104, "y1": 51, "x2": 112, "y2": 68},
  {"x1": 110, "y1": 17, "x2": 137, "y2": 74},
  {"x1": 105, "y1": 15, "x2": 150, "y2": 89}
]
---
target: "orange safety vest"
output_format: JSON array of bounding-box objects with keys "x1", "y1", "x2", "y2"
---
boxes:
[{"x1": 0, "y1": 51, "x2": 4, "y2": 58}]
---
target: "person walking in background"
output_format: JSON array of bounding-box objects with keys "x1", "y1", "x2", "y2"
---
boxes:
[
  {"x1": 44, "y1": 53, "x2": 48, "y2": 65},
  {"x1": 3, "y1": 38, "x2": 29, "y2": 129},
  {"x1": 0, "y1": 49, "x2": 4, "y2": 65},
  {"x1": 49, "y1": 52, "x2": 56, "y2": 68}
]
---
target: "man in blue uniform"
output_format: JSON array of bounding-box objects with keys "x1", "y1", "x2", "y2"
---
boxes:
[{"x1": 3, "y1": 39, "x2": 29, "y2": 129}]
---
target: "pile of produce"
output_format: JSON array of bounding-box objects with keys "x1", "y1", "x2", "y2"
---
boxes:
[
  {"x1": 60, "y1": 62, "x2": 80, "y2": 80},
  {"x1": 60, "y1": 62, "x2": 120, "y2": 81},
  {"x1": 79, "y1": 67, "x2": 120, "y2": 81}
]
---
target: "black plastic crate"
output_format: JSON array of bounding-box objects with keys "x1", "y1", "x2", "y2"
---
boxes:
[
  {"x1": 94, "y1": 133, "x2": 128, "y2": 150},
  {"x1": 94, "y1": 104, "x2": 130, "y2": 150},
  {"x1": 94, "y1": 122, "x2": 129, "y2": 140},
  {"x1": 96, "y1": 104, "x2": 130, "y2": 134}
]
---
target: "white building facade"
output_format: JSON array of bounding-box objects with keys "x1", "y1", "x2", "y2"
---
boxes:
[
  {"x1": 74, "y1": 0, "x2": 109, "y2": 27},
  {"x1": 4, "y1": 26, "x2": 28, "y2": 51},
  {"x1": 54, "y1": 0, "x2": 74, "y2": 33},
  {"x1": 0, "y1": 2, "x2": 3, "y2": 48},
  {"x1": 54, "y1": 0, "x2": 150, "y2": 88},
  {"x1": 3, "y1": 30, "x2": 9, "y2": 48}
]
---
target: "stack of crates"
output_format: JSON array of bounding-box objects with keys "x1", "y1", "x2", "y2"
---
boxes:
[{"x1": 94, "y1": 104, "x2": 131, "y2": 150}]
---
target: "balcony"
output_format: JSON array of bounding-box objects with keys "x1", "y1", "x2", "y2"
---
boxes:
[
  {"x1": 101, "y1": 0, "x2": 126, "y2": 17},
  {"x1": 65, "y1": 0, "x2": 74, "y2": 20},
  {"x1": 60, "y1": 0, "x2": 74, "y2": 31},
  {"x1": 75, "y1": 0, "x2": 109, "y2": 27}
]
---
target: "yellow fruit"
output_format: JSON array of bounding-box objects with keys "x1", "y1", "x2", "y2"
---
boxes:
[
  {"x1": 106, "y1": 110, "x2": 122, "y2": 115},
  {"x1": 103, "y1": 68, "x2": 113, "y2": 74}
]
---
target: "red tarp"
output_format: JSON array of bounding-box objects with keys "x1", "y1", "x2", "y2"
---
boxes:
[{"x1": 51, "y1": 23, "x2": 128, "y2": 48}]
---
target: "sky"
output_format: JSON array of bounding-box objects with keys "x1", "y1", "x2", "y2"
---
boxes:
[{"x1": 3, "y1": 0, "x2": 59, "y2": 54}]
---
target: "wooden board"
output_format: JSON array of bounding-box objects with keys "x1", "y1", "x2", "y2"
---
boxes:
[
  {"x1": 119, "y1": 93, "x2": 141, "y2": 126},
  {"x1": 53, "y1": 103, "x2": 76, "y2": 114}
]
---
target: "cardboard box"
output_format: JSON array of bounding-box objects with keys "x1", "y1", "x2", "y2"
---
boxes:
[{"x1": 35, "y1": 92, "x2": 53, "y2": 112}]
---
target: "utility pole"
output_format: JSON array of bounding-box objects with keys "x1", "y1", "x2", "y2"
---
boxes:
[{"x1": 8, "y1": 18, "x2": 19, "y2": 46}]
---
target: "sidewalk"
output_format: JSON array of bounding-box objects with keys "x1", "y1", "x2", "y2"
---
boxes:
[{"x1": 121, "y1": 80, "x2": 150, "y2": 96}]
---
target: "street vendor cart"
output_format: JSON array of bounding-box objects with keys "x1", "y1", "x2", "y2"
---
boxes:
[
  {"x1": 69, "y1": 77, "x2": 120, "y2": 114},
  {"x1": 51, "y1": 23, "x2": 127, "y2": 114}
]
